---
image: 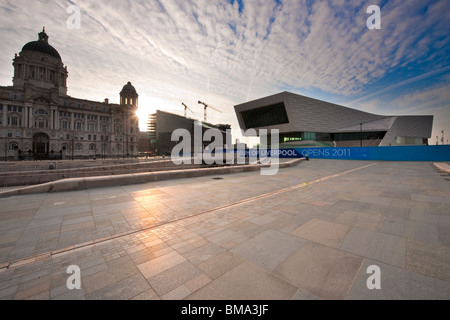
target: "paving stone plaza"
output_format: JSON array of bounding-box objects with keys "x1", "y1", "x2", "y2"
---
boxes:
[{"x1": 0, "y1": 159, "x2": 449, "y2": 300}]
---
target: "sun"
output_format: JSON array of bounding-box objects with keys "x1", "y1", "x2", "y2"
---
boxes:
[{"x1": 135, "y1": 94, "x2": 176, "y2": 132}]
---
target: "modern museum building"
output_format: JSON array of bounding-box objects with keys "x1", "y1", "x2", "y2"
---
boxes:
[{"x1": 234, "y1": 91, "x2": 434, "y2": 148}]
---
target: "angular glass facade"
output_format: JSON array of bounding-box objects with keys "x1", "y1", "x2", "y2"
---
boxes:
[
  {"x1": 241, "y1": 102, "x2": 289, "y2": 129},
  {"x1": 279, "y1": 131, "x2": 387, "y2": 144},
  {"x1": 334, "y1": 131, "x2": 386, "y2": 141},
  {"x1": 235, "y1": 92, "x2": 433, "y2": 147},
  {"x1": 395, "y1": 136, "x2": 426, "y2": 145}
]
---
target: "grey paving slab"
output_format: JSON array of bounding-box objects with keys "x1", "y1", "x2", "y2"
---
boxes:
[
  {"x1": 438, "y1": 226, "x2": 450, "y2": 247},
  {"x1": 289, "y1": 204, "x2": 345, "y2": 224},
  {"x1": 183, "y1": 242, "x2": 226, "y2": 266},
  {"x1": 248, "y1": 212, "x2": 278, "y2": 225},
  {"x1": 225, "y1": 219, "x2": 267, "y2": 238},
  {"x1": 411, "y1": 194, "x2": 450, "y2": 204},
  {"x1": 347, "y1": 259, "x2": 450, "y2": 300},
  {"x1": 82, "y1": 259, "x2": 140, "y2": 295},
  {"x1": 130, "y1": 288, "x2": 160, "y2": 300},
  {"x1": 205, "y1": 229, "x2": 248, "y2": 247},
  {"x1": 137, "y1": 250, "x2": 186, "y2": 279},
  {"x1": 51, "y1": 288, "x2": 86, "y2": 300},
  {"x1": 147, "y1": 261, "x2": 202, "y2": 296},
  {"x1": 359, "y1": 196, "x2": 393, "y2": 207},
  {"x1": 290, "y1": 218, "x2": 351, "y2": 247},
  {"x1": 14, "y1": 275, "x2": 52, "y2": 300},
  {"x1": 0, "y1": 285, "x2": 18, "y2": 299},
  {"x1": 332, "y1": 200, "x2": 368, "y2": 213},
  {"x1": 339, "y1": 227, "x2": 407, "y2": 268},
  {"x1": 197, "y1": 251, "x2": 244, "y2": 280},
  {"x1": 185, "y1": 273, "x2": 212, "y2": 292},
  {"x1": 290, "y1": 288, "x2": 321, "y2": 300},
  {"x1": 162, "y1": 284, "x2": 192, "y2": 300},
  {"x1": 273, "y1": 242, "x2": 363, "y2": 300},
  {"x1": 0, "y1": 160, "x2": 449, "y2": 300},
  {"x1": 85, "y1": 273, "x2": 151, "y2": 300},
  {"x1": 187, "y1": 261, "x2": 298, "y2": 300},
  {"x1": 334, "y1": 210, "x2": 385, "y2": 232},
  {"x1": 231, "y1": 229, "x2": 307, "y2": 272},
  {"x1": 379, "y1": 190, "x2": 412, "y2": 200},
  {"x1": 405, "y1": 239, "x2": 450, "y2": 282},
  {"x1": 381, "y1": 217, "x2": 440, "y2": 245}
]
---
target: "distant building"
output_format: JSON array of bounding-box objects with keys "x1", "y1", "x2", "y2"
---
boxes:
[
  {"x1": 234, "y1": 91, "x2": 433, "y2": 147},
  {"x1": 0, "y1": 28, "x2": 140, "y2": 160},
  {"x1": 147, "y1": 110, "x2": 231, "y2": 155},
  {"x1": 138, "y1": 131, "x2": 153, "y2": 155}
]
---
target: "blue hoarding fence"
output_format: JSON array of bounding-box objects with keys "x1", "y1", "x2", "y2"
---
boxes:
[
  {"x1": 291, "y1": 145, "x2": 450, "y2": 161},
  {"x1": 233, "y1": 145, "x2": 450, "y2": 161},
  {"x1": 235, "y1": 148, "x2": 301, "y2": 158}
]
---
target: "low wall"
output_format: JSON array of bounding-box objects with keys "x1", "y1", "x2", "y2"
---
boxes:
[
  {"x1": 0, "y1": 158, "x2": 303, "y2": 197},
  {"x1": 0, "y1": 160, "x2": 200, "y2": 187},
  {"x1": 0, "y1": 158, "x2": 156, "y2": 172}
]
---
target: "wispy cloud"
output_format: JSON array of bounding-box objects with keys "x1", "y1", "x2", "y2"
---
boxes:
[
  {"x1": 347, "y1": 66, "x2": 450, "y2": 107},
  {"x1": 0, "y1": 0, "x2": 448, "y2": 139}
]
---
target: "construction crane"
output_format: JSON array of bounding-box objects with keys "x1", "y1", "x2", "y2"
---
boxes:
[
  {"x1": 198, "y1": 100, "x2": 222, "y2": 122},
  {"x1": 182, "y1": 102, "x2": 194, "y2": 118}
]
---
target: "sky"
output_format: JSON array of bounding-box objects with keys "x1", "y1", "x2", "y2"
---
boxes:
[{"x1": 0, "y1": 0, "x2": 449, "y2": 145}]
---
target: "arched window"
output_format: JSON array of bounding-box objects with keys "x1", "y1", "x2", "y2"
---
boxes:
[
  {"x1": 116, "y1": 144, "x2": 122, "y2": 152},
  {"x1": 75, "y1": 143, "x2": 83, "y2": 151},
  {"x1": 9, "y1": 142, "x2": 18, "y2": 151},
  {"x1": 61, "y1": 143, "x2": 68, "y2": 151},
  {"x1": 89, "y1": 144, "x2": 96, "y2": 151}
]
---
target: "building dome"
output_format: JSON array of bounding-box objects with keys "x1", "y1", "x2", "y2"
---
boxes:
[
  {"x1": 120, "y1": 81, "x2": 138, "y2": 107},
  {"x1": 120, "y1": 81, "x2": 137, "y2": 94},
  {"x1": 21, "y1": 28, "x2": 61, "y2": 61}
]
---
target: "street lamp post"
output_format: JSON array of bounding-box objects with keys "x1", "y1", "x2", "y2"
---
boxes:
[
  {"x1": 3, "y1": 139, "x2": 7, "y2": 162},
  {"x1": 121, "y1": 110, "x2": 125, "y2": 159},
  {"x1": 360, "y1": 123, "x2": 363, "y2": 147}
]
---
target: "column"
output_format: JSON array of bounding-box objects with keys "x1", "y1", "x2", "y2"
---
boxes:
[
  {"x1": 28, "y1": 106, "x2": 33, "y2": 128},
  {"x1": 2, "y1": 105, "x2": 6, "y2": 127},
  {"x1": 21, "y1": 106, "x2": 25, "y2": 129},
  {"x1": 24, "y1": 106, "x2": 28, "y2": 128},
  {"x1": 54, "y1": 109, "x2": 59, "y2": 130},
  {"x1": 50, "y1": 109, "x2": 54, "y2": 129},
  {"x1": 109, "y1": 117, "x2": 114, "y2": 134}
]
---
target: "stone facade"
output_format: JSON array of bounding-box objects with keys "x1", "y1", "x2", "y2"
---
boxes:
[{"x1": 0, "y1": 28, "x2": 140, "y2": 160}]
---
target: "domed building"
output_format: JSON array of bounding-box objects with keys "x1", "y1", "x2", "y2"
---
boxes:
[{"x1": 0, "y1": 28, "x2": 140, "y2": 160}]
